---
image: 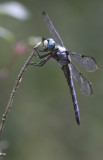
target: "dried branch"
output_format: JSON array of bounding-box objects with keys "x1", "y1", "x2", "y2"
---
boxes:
[{"x1": 0, "y1": 42, "x2": 41, "y2": 134}]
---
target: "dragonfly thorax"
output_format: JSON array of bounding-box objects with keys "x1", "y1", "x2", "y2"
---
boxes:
[
  {"x1": 55, "y1": 46, "x2": 68, "y2": 66},
  {"x1": 43, "y1": 38, "x2": 55, "y2": 50}
]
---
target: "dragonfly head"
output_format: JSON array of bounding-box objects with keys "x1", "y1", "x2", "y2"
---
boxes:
[{"x1": 42, "y1": 38, "x2": 55, "y2": 50}]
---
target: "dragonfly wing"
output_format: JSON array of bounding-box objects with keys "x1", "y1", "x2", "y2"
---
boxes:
[
  {"x1": 42, "y1": 11, "x2": 65, "y2": 47},
  {"x1": 69, "y1": 51, "x2": 98, "y2": 72},
  {"x1": 70, "y1": 62, "x2": 93, "y2": 96}
]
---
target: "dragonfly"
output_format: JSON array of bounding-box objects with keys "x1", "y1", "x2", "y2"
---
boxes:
[{"x1": 29, "y1": 11, "x2": 98, "y2": 125}]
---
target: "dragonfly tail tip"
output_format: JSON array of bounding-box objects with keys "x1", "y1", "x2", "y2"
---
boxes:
[
  {"x1": 76, "y1": 118, "x2": 80, "y2": 125},
  {"x1": 42, "y1": 11, "x2": 46, "y2": 16}
]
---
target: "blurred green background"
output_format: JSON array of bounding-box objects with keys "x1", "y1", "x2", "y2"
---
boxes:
[{"x1": 0, "y1": 0, "x2": 102, "y2": 160}]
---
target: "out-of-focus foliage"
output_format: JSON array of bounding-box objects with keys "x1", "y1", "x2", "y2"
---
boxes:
[
  {"x1": 0, "y1": 140, "x2": 9, "y2": 156},
  {"x1": 0, "y1": 0, "x2": 102, "y2": 160},
  {"x1": 0, "y1": 1, "x2": 30, "y2": 42},
  {"x1": 28, "y1": 36, "x2": 42, "y2": 46},
  {"x1": 0, "y1": 26, "x2": 14, "y2": 42},
  {"x1": 0, "y1": 1, "x2": 30, "y2": 20}
]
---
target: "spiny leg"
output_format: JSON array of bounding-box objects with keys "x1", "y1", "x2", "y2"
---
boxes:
[
  {"x1": 34, "y1": 47, "x2": 51, "y2": 59},
  {"x1": 29, "y1": 60, "x2": 47, "y2": 66},
  {"x1": 29, "y1": 55, "x2": 51, "y2": 67},
  {"x1": 37, "y1": 52, "x2": 51, "y2": 59}
]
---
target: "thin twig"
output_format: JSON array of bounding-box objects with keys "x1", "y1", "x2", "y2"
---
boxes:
[{"x1": 0, "y1": 42, "x2": 41, "y2": 134}]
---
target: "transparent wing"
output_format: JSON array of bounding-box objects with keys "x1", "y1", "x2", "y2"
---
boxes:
[
  {"x1": 42, "y1": 11, "x2": 64, "y2": 47},
  {"x1": 70, "y1": 62, "x2": 93, "y2": 96},
  {"x1": 69, "y1": 51, "x2": 98, "y2": 72}
]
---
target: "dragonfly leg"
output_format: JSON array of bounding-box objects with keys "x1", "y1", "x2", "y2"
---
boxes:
[
  {"x1": 34, "y1": 47, "x2": 51, "y2": 59},
  {"x1": 29, "y1": 55, "x2": 51, "y2": 67},
  {"x1": 37, "y1": 52, "x2": 51, "y2": 59},
  {"x1": 29, "y1": 60, "x2": 46, "y2": 66},
  {"x1": 34, "y1": 46, "x2": 46, "y2": 52}
]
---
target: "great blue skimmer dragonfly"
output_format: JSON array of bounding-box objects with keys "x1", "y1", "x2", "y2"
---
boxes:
[{"x1": 30, "y1": 11, "x2": 98, "y2": 125}]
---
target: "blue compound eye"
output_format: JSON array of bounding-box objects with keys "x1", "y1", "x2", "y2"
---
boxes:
[
  {"x1": 47, "y1": 38, "x2": 55, "y2": 49},
  {"x1": 43, "y1": 38, "x2": 55, "y2": 50}
]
